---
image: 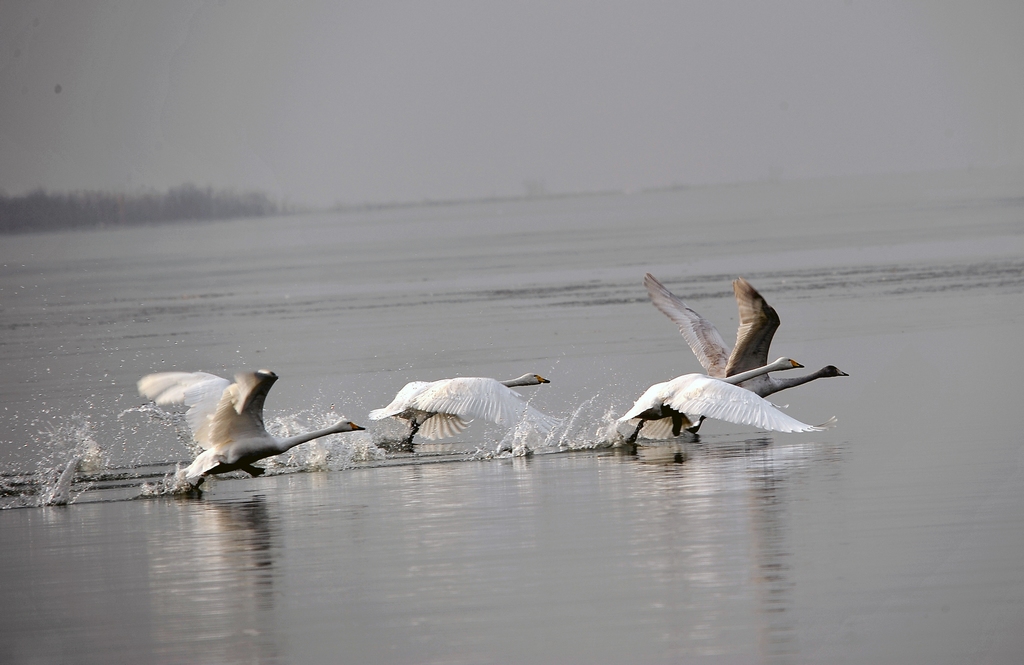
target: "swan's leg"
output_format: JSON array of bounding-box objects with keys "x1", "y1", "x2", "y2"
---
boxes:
[
  {"x1": 402, "y1": 420, "x2": 421, "y2": 449},
  {"x1": 627, "y1": 419, "x2": 645, "y2": 444},
  {"x1": 240, "y1": 464, "x2": 265, "y2": 477},
  {"x1": 672, "y1": 413, "x2": 687, "y2": 437}
]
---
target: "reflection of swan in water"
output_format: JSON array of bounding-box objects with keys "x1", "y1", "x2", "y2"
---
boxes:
[
  {"x1": 369, "y1": 374, "x2": 557, "y2": 448},
  {"x1": 147, "y1": 495, "x2": 281, "y2": 660},
  {"x1": 619, "y1": 358, "x2": 834, "y2": 442},
  {"x1": 644, "y1": 273, "x2": 848, "y2": 397},
  {"x1": 138, "y1": 369, "x2": 363, "y2": 485}
]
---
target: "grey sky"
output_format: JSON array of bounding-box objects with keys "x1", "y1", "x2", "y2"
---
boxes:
[{"x1": 1, "y1": 1, "x2": 1022, "y2": 207}]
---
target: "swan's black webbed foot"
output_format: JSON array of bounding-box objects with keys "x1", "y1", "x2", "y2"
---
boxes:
[
  {"x1": 685, "y1": 415, "x2": 706, "y2": 435},
  {"x1": 626, "y1": 420, "x2": 645, "y2": 444},
  {"x1": 240, "y1": 464, "x2": 266, "y2": 477}
]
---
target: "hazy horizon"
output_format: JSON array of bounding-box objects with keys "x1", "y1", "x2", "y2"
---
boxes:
[{"x1": 2, "y1": 2, "x2": 1023, "y2": 208}]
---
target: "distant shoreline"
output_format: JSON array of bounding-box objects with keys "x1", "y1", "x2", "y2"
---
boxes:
[{"x1": 0, "y1": 184, "x2": 280, "y2": 234}]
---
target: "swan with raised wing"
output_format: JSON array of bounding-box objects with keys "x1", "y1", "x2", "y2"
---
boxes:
[
  {"x1": 138, "y1": 369, "x2": 363, "y2": 485},
  {"x1": 644, "y1": 273, "x2": 848, "y2": 398},
  {"x1": 369, "y1": 373, "x2": 558, "y2": 448}
]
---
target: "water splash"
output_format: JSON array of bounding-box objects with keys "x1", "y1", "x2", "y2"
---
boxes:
[
  {"x1": 544, "y1": 395, "x2": 628, "y2": 451},
  {"x1": 32, "y1": 413, "x2": 106, "y2": 507},
  {"x1": 266, "y1": 409, "x2": 385, "y2": 472},
  {"x1": 139, "y1": 464, "x2": 198, "y2": 497},
  {"x1": 119, "y1": 403, "x2": 198, "y2": 455}
]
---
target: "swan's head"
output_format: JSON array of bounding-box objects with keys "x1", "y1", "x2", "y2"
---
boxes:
[
  {"x1": 770, "y1": 357, "x2": 804, "y2": 370},
  {"x1": 503, "y1": 373, "x2": 550, "y2": 387},
  {"x1": 820, "y1": 365, "x2": 849, "y2": 377},
  {"x1": 330, "y1": 420, "x2": 365, "y2": 433}
]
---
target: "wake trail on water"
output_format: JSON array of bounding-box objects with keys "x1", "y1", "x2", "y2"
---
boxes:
[{"x1": 1, "y1": 394, "x2": 635, "y2": 509}]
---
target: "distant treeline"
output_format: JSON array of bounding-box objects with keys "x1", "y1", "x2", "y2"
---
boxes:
[{"x1": 0, "y1": 184, "x2": 280, "y2": 233}]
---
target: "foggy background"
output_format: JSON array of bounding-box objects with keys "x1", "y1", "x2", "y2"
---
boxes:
[{"x1": 1, "y1": 1, "x2": 1022, "y2": 208}]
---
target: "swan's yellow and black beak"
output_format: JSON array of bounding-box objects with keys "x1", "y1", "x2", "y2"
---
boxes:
[
  {"x1": 536, "y1": 375, "x2": 550, "y2": 383},
  {"x1": 789, "y1": 360, "x2": 804, "y2": 368},
  {"x1": 351, "y1": 423, "x2": 365, "y2": 431}
]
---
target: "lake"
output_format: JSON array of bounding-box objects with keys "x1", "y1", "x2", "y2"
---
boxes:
[{"x1": 2, "y1": 169, "x2": 1024, "y2": 663}]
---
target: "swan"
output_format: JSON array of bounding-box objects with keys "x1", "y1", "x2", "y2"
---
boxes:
[
  {"x1": 138, "y1": 369, "x2": 363, "y2": 485},
  {"x1": 619, "y1": 357, "x2": 834, "y2": 442},
  {"x1": 369, "y1": 373, "x2": 558, "y2": 448},
  {"x1": 644, "y1": 273, "x2": 848, "y2": 398}
]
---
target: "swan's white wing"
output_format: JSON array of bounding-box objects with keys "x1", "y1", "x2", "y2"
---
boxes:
[
  {"x1": 520, "y1": 404, "x2": 562, "y2": 434},
  {"x1": 138, "y1": 371, "x2": 227, "y2": 407},
  {"x1": 408, "y1": 378, "x2": 532, "y2": 427},
  {"x1": 369, "y1": 381, "x2": 433, "y2": 420},
  {"x1": 417, "y1": 413, "x2": 471, "y2": 440},
  {"x1": 637, "y1": 417, "x2": 677, "y2": 440},
  {"x1": 665, "y1": 375, "x2": 822, "y2": 433},
  {"x1": 139, "y1": 372, "x2": 232, "y2": 449},
  {"x1": 197, "y1": 372, "x2": 277, "y2": 450},
  {"x1": 618, "y1": 380, "x2": 673, "y2": 422},
  {"x1": 644, "y1": 273, "x2": 730, "y2": 377}
]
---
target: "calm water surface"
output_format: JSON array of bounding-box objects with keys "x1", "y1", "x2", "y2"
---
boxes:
[{"x1": 2, "y1": 172, "x2": 1024, "y2": 663}]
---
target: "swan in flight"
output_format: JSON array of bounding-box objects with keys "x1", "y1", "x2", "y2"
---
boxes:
[
  {"x1": 138, "y1": 369, "x2": 363, "y2": 485},
  {"x1": 369, "y1": 374, "x2": 558, "y2": 448},
  {"x1": 644, "y1": 273, "x2": 848, "y2": 398},
  {"x1": 619, "y1": 357, "x2": 834, "y2": 442}
]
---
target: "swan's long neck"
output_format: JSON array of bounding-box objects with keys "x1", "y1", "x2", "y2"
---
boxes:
[
  {"x1": 275, "y1": 425, "x2": 346, "y2": 453},
  {"x1": 722, "y1": 359, "x2": 795, "y2": 385},
  {"x1": 767, "y1": 367, "x2": 835, "y2": 392}
]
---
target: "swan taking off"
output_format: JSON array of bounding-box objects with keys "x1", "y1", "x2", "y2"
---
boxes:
[
  {"x1": 619, "y1": 357, "x2": 834, "y2": 442},
  {"x1": 369, "y1": 373, "x2": 558, "y2": 448},
  {"x1": 644, "y1": 273, "x2": 848, "y2": 397},
  {"x1": 138, "y1": 369, "x2": 363, "y2": 485}
]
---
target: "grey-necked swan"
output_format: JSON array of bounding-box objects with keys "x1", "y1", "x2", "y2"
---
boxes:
[
  {"x1": 619, "y1": 357, "x2": 834, "y2": 442},
  {"x1": 369, "y1": 373, "x2": 557, "y2": 448},
  {"x1": 138, "y1": 369, "x2": 363, "y2": 485},
  {"x1": 644, "y1": 273, "x2": 848, "y2": 398}
]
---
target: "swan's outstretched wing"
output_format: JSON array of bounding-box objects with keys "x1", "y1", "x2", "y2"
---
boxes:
[
  {"x1": 139, "y1": 372, "x2": 230, "y2": 449},
  {"x1": 417, "y1": 413, "x2": 471, "y2": 440},
  {"x1": 665, "y1": 375, "x2": 823, "y2": 433},
  {"x1": 368, "y1": 381, "x2": 433, "y2": 420},
  {"x1": 138, "y1": 370, "x2": 276, "y2": 449},
  {"x1": 408, "y1": 378, "x2": 544, "y2": 428},
  {"x1": 726, "y1": 277, "x2": 780, "y2": 376},
  {"x1": 644, "y1": 273, "x2": 730, "y2": 377},
  {"x1": 636, "y1": 417, "x2": 677, "y2": 440},
  {"x1": 618, "y1": 380, "x2": 673, "y2": 422},
  {"x1": 198, "y1": 371, "x2": 277, "y2": 449}
]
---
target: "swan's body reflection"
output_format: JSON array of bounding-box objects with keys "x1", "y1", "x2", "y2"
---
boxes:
[
  {"x1": 628, "y1": 437, "x2": 832, "y2": 661},
  {"x1": 146, "y1": 496, "x2": 280, "y2": 662}
]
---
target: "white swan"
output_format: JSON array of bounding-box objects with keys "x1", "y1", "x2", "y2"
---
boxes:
[
  {"x1": 369, "y1": 373, "x2": 558, "y2": 448},
  {"x1": 644, "y1": 273, "x2": 848, "y2": 397},
  {"x1": 618, "y1": 357, "x2": 833, "y2": 442},
  {"x1": 138, "y1": 369, "x2": 363, "y2": 485}
]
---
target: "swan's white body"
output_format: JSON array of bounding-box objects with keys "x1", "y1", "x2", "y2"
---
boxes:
[
  {"x1": 138, "y1": 369, "x2": 363, "y2": 484},
  {"x1": 644, "y1": 273, "x2": 847, "y2": 397},
  {"x1": 619, "y1": 358, "x2": 832, "y2": 440},
  {"x1": 369, "y1": 374, "x2": 558, "y2": 446}
]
